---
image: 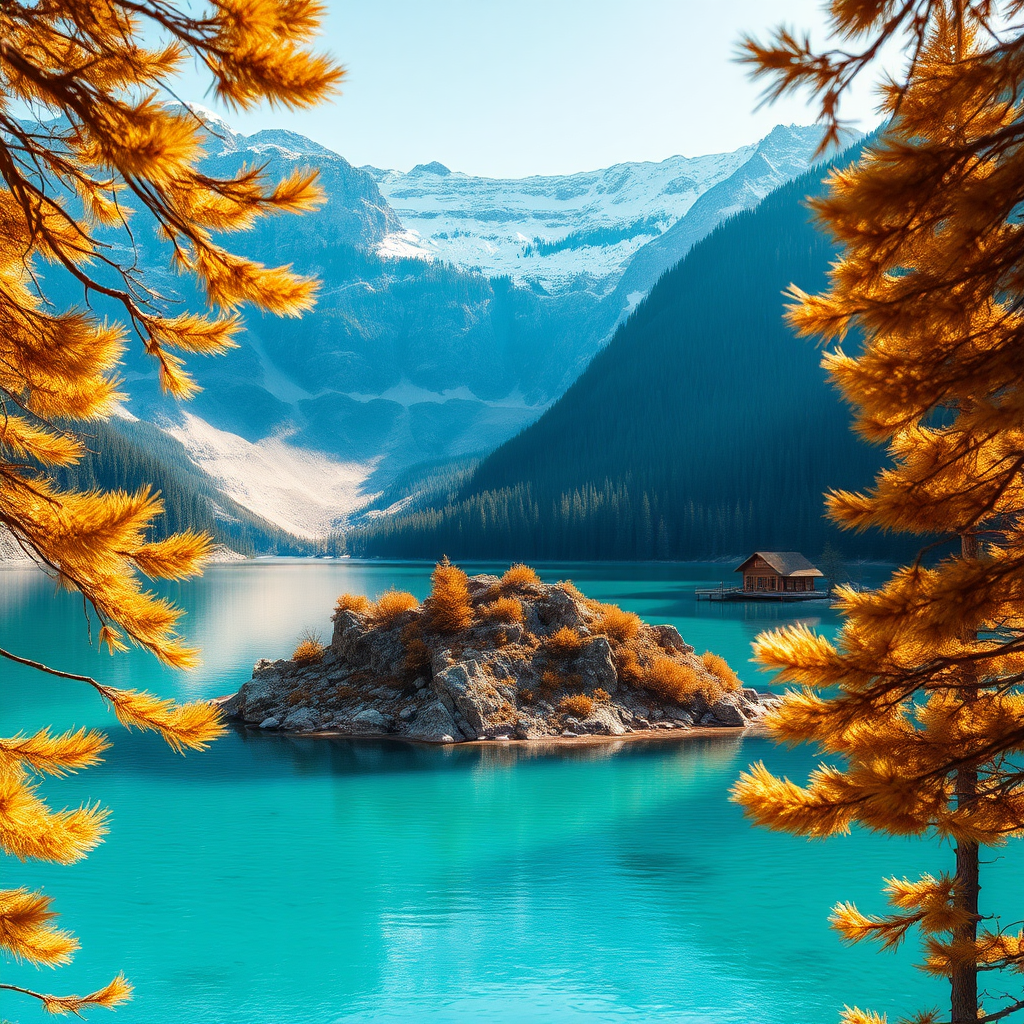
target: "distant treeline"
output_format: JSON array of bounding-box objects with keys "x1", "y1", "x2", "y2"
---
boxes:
[{"x1": 346, "y1": 137, "x2": 909, "y2": 563}]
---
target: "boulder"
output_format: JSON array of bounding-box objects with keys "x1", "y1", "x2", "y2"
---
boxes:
[
  {"x1": 402, "y1": 700, "x2": 459, "y2": 743},
  {"x1": 282, "y1": 707, "x2": 317, "y2": 732},
  {"x1": 708, "y1": 693, "x2": 748, "y2": 727},
  {"x1": 258, "y1": 716, "x2": 280, "y2": 730},
  {"x1": 351, "y1": 708, "x2": 390, "y2": 733},
  {"x1": 215, "y1": 692, "x2": 240, "y2": 718},
  {"x1": 576, "y1": 637, "x2": 618, "y2": 694},
  {"x1": 432, "y1": 661, "x2": 505, "y2": 733},
  {"x1": 237, "y1": 672, "x2": 285, "y2": 723},
  {"x1": 365, "y1": 627, "x2": 408, "y2": 679},
  {"x1": 575, "y1": 705, "x2": 626, "y2": 736},
  {"x1": 652, "y1": 624, "x2": 695, "y2": 655},
  {"x1": 537, "y1": 587, "x2": 587, "y2": 629},
  {"x1": 331, "y1": 610, "x2": 371, "y2": 661},
  {"x1": 466, "y1": 575, "x2": 500, "y2": 596}
]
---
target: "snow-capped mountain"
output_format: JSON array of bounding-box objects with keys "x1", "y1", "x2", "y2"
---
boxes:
[
  {"x1": 610, "y1": 124, "x2": 847, "y2": 310},
  {"x1": 363, "y1": 124, "x2": 833, "y2": 298},
  {"x1": 89, "y1": 110, "x2": 850, "y2": 541}
]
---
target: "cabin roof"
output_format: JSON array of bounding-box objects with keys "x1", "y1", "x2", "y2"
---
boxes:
[{"x1": 734, "y1": 551, "x2": 824, "y2": 578}]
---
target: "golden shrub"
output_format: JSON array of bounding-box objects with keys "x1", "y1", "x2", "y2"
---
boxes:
[
  {"x1": 616, "y1": 647, "x2": 645, "y2": 685},
  {"x1": 642, "y1": 658, "x2": 706, "y2": 703},
  {"x1": 292, "y1": 629, "x2": 325, "y2": 666},
  {"x1": 370, "y1": 589, "x2": 419, "y2": 626},
  {"x1": 592, "y1": 688, "x2": 611, "y2": 703},
  {"x1": 701, "y1": 651, "x2": 740, "y2": 690},
  {"x1": 423, "y1": 557, "x2": 474, "y2": 633},
  {"x1": 478, "y1": 596, "x2": 524, "y2": 624},
  {"x1": 286, "y1": 686, "x2": 310, "y2": 705},
  {"x1": 559, "y1": 693, "x2": 595, "y2": 718},
  {"x1": 501, "y1": 563, "x2": 541, "y2": 592},
  {"x1": 518, "y1": 688, "x2": 534, "y2": 704},
  {"x1": 545, "y1": 626, "x2": 587, "y2": 658},
  {"x1": 402, "y1": 636, "x2": 432, "y2": 678},
  {"x1": 539, "y1": 669, "x2": 562, "y2": 697},
  {"x1": 335, "y1": 593, "x2": 371, "y2": 615},
  {"x1": 595, "y1": 604, "x2": 643, "y2": 644}
]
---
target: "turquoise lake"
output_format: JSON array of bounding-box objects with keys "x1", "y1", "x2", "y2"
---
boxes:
[{"x1": 2, "y1": 560, "x2": 1019, "y2": 1023}]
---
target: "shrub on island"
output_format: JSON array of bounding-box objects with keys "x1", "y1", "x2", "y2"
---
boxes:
[{"x1": 227, "y1": 561, "x2": 778, "y2": 741}]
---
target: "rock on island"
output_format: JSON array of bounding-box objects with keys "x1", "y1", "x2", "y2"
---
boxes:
[{"x1": 219, "y1": 562, "x2": 780, "y2": 742}]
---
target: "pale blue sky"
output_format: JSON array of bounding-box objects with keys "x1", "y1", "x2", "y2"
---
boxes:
[{"x1": 180, "y1": 0, "x2": 882, "y2": 177}]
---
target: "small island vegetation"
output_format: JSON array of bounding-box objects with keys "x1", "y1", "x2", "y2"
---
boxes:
[{"x1": 223, "y1": 560, "x2": 777, "y2": 742}]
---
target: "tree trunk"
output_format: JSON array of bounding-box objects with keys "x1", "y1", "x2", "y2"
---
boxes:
[
  {"x1": 951, "y1": 527, "x2": 980, "y2": 1023},
  {"x1": 951, "y1": 769, "x2": 979, "y2": 1023}
]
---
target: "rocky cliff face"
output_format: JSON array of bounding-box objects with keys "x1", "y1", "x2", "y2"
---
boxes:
[{"x1": 221, "y1": 573, "x2": 779, "y2": 742}]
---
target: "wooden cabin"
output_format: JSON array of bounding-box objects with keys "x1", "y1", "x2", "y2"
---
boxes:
[{"x1": 735, "y1": 552, "x2": 823, "y2": 594}]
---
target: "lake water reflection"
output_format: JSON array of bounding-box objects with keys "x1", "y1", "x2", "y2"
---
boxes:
[{"x1": 0, "y1": 560, "x2": 1000, "y2": 1023}]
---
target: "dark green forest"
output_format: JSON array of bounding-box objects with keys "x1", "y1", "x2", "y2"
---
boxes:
[
  {"x1": 53, "y1": 419, "x2": 307, "y2": 556},
  {"x1": 346, "y1": 140, "x2": 902, "y2": 562}
]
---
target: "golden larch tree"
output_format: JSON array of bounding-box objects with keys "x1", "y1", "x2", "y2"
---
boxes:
[
  {"x1": 732, "y1": 3, "x2": 1024, "y2": 1023},
  {"x1": 0, "y1": 0, "x2": 340, "y2": 1013}
]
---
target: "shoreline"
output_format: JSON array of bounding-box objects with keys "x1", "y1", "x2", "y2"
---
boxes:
[{"x1": 222, "y1": 707, "x2": 766, "y2": 747}]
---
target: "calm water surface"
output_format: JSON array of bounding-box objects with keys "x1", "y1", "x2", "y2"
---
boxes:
[{"x1": 1, "y1": 560, "x2": 1017, "y2": 1023}]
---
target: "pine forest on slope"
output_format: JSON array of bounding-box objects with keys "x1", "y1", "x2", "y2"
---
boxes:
[
  {"x1": 30, "y1": 108, "x2": 850, "y2": 554},
  {"x1": 92, "y1": 111, "x2": 835, "y2": 541},
  {"x1": 346, "y1": 139, "x2": 901, "y2": 562}
]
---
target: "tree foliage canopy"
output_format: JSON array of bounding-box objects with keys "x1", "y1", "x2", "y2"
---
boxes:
[
  {"x1": 733, "y1": 4, "x2": 1024, "y2": 1023},
  {"x1": 0, "y1": 0, "x2": 338, "y2": 1013}
]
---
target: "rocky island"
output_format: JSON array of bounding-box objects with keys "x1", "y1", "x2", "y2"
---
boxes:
[{"x1": 219, "y1": 561, "x2": 780, "y2": 742}]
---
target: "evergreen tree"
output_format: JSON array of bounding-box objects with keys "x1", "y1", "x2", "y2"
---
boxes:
[
  {"x1": 0, "y1": 0, "x2": 338, "y2": 1013},
  {"x1": 733, "y1": 5, "x2": 1024, "y2": 1022},
  {"x1": 347, "y1": 137, "x2": 903, "y2": 563}
]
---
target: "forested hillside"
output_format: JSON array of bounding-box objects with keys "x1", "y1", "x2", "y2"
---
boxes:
[
  {"x1": 347, "y1": 139, "x2": 900, "y2": 562},
  {"x1": 54, "y1": 420, "x2": 307, "y2": 556}
]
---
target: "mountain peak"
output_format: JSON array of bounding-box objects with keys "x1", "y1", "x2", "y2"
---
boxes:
[{"x1": 409, "y1": 161, "x2": 452, "y2": 176}]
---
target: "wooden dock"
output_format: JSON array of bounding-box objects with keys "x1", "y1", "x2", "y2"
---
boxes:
[{"x1": 695, "y1": 585, "x2": 831, "y2": 603}]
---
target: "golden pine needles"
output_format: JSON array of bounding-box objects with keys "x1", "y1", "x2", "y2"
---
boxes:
[
  {"x1": 545, "y1": 626, "x2": 587, "y2": 658},
  {"x1": 558, "y1": 693, "x2": 595, "y2": 718},
  {"x1": 593, "y1": 604, "x2": 642, "y2": 643},
  {"x1": 0, "y1": 0, "x2": 340, "y2": 1012},
  {"x1": 369, "y1": 589, "x2": 420, "y2": 626},
  {"x1": 641, "y1": 658, "x2": 708, "y2": 704},
  {"x1": 335, "y1": 593, "x2": 371, "y2": 616},
  {"x1": 477, "y1": 596, "x2": 524, "y2": 624},
  {"x1": 423, "y1": 557, "x2": 473, "y2": 634},
  {"x1": 733, "y1": 4, "x2": 1024, "y2": 1022},
  {"x1": 500, "y1": 563, "x2": 541, "y2": 592},
  {"x1": 700, "y1": 652, "x2": 740, "y2": 691}
]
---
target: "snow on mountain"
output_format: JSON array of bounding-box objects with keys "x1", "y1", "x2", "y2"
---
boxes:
[
  {"x1": 608, "y1": 124, "x2": 851, "y2": 318},
  {"x1": 364, "y1": 147, "x2": 754, "y2": 294},
  {"x1": 362, "y1": 127, "x2": 831, "y2": 298},
  {"x1": 163, "y1": 413, "x2": 373, "y2": 538},
  {"x1": 110, "y1": 110, "x2": 854, "y2": 541}
]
